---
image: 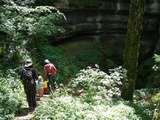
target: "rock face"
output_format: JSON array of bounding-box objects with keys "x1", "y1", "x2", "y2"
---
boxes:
[
  {"x1": 51, "y1": 0, "x2": 160, "y2": 87},
  {"x1": 54, "y1": 0, "x2": 160, "y2": 61}
]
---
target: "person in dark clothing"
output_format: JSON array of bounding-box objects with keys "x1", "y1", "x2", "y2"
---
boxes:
[{"x1": 20, "y1": 59, "x2": 38, "y2": 111}]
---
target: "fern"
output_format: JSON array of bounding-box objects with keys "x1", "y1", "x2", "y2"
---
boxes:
[{"x1": 153, "y1": 54, "x2": 160, "y2": 63}]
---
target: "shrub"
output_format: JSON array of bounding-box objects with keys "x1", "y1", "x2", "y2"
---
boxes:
[
  {"x1": 151, "y1": 92, "x2": 160, "y2": 120},
  {"x1": 33, "y1": 96, "x2": 88, "y2": 120},
  {"x1": 133, "y1": 89, "x2": 160, "y2": 120},
  {"x1": 34, "y1": 44, "x2": 79, "y2": 84},
  {"x1": 151, "y1": 92, "x2": 160, "y2": 104},
  {"x1": 150, "y1": 53, "x2": 160, "y2": 87},
  {"x1": 0, "y1": 69, "x2": 25, "y2": 120},
  {"x1": 0, "y1": 0, "x2": 66, "y2": 68},
  {"x1": 70, "y1": 65, "x2": 125, "y2": 101},
  {"x1": 104, "y1": 103, "x2": 141, "y2": 120},
  {"x1": 34, "y1": 66, "x2": 141, "y2": 120},
  {"x1": 33, "y1": 95, "x2": 140, "y2": 120}
]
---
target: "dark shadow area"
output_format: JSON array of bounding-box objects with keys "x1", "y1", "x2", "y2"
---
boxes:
[{"x1": 15, "y1": 108, "x2": 29, "y2": 116}]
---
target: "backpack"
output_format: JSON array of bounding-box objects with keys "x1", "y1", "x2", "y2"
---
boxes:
[{"x1": 23, "y1": 68, "x2": 33, "y2": 81}]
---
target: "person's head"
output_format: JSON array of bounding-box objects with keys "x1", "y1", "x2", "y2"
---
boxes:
[
  {"x1": 44, "y1": 59, "x2": 50, "y2": 64},
  {"x1": 24, "y1": 59, "x2": 33, "y2": 68},
  {"x1": 38, "y1": 75, "x2": 43, "y2": 82}
]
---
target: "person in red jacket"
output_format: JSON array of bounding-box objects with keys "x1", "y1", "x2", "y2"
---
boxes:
[{"x1": 44, "y1": 59, "x2": 57, "y2": 92}]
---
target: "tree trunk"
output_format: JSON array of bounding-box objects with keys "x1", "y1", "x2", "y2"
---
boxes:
[{"x1": 121, "y1": 0, "x2": 145, "y2": 100}]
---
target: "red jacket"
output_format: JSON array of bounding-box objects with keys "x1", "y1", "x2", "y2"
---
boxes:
[{"x1": 44, "y1": 63, "x2": 57, "y2": 80}]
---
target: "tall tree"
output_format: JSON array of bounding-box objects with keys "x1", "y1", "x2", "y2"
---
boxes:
[{"x1": 122, "y1": 0, "x2": 145, "y2": 100}]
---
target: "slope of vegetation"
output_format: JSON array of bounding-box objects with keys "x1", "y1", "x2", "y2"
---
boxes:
[
  {"x1": 33, "y1": 66, "x2": 159, "y2": 120},
  {"x1": 0, "y1": 0, "x2": 160, "y2": 120},
  {"x1": 0, "y1": 69, "x2": 25, "y2": 119}
]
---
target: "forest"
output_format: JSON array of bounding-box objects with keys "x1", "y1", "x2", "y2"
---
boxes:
[{"x1": 0, "y1": 0, "x2": 160, "y2": 120}]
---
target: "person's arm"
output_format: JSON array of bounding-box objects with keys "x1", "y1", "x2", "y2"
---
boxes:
[
  {"x1": 20, "y1": 69, "x2": 25, "y2": 85},
  {"x1": 33, "y1": 69, "x2": 38, "y2": 81},
  {"x1": 52, "y1": 64, "x2": 57, "y2": 75},
  {"x1": 20, "y1": 70, "x2": 23, "y2": 80},
  {"x1": 44, "y1": 66, "x2": 48, "y2": 80}
]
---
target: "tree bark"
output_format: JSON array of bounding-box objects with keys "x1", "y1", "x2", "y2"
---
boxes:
[{"x1": 122, "y1": 0, "x2": 145, "y2": 100}]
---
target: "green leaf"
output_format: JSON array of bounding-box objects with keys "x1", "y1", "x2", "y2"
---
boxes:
[{"x1": 153, "y1": 54, "x2": 160, "y2": 63}]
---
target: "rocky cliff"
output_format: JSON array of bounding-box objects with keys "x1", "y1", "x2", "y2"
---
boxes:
[
  {"x1": 52, "y1": 0, "x2": 160, "y2": 62},
  {"x1": 48, "y1": 0, "x2": 159, "y2": 87}
]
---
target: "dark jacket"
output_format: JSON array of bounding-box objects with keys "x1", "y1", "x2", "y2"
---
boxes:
[{"x1": 20, "y1": 67, "x2": 38, "y2": 91}]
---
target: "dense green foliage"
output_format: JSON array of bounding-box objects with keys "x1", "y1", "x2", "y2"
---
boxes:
[
  {"x1": 32, "y1": 44, "x2": 77, "y2": 83},
  {"x1": 0, "y1": 0, "x2": 66, "y2": 119},
  {"x1": 69, "y1": 66, "x2": 125, "y2": 101},
  {"x1": 34, "y1": 96, "x2": 141, "y2": 120},
  {"x1": 0, "y1": 69, "x2": 25, "y2": 120},
  {"x1": 0, "y1": 0, "x2": 159, "y2": 119},
  {"x1": 32, "y1": 41, "x2": 108, "y2": 84},
  {"x1": 0, "y1": 0, "x2": 65, "y2": 68},
  {"x1": 33, "y1": 66, "x2": 140, "y2": 120},
  {"x1": 34, "y1": 66, "x2": 158, "y2": 120},
  {"x1": 146, "y1": 53, "x2": 160, "y2": 87}
]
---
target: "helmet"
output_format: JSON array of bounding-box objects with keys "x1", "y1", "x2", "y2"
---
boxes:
[
  {"x1": 44, "y1": 59, "x2": 50, "y2": 64},
  {"x1": 24, "y1": 59, "x2": 32, "y2": 67}
]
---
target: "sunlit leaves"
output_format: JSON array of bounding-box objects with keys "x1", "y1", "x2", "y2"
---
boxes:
[
  {"x1": 0, "y1": 69, "x2": 25, "y2": 120},
  {"x1": 153, "y1": 54, "x2": 160, "y2": 63}
]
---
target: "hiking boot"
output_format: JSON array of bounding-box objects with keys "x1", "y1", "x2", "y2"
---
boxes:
[{"x1": 28, "y1": 107, "x2": 35, "y2": 113}]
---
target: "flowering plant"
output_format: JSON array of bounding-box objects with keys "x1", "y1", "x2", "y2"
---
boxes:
[
  {"x1": 34, "y1": 65, "x2": 153, "y2": 120},
  {"x1": 70, "y1": 65, "x2": 126, "y2": 101},
  {"x1": 34, "y1": 95, "x2": 140, "y2": 120}
]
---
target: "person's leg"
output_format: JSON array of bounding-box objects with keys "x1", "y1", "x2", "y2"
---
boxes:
[
  {"x1": 24, "y1": 87, "x2": 32, "y2": 108},
  {"x1": 50, "y1": 76, "x2": 55, "y2": 90},
  {"x1": 32, "y1": 93, "x2": 36, "y2": 109},
  {"x1": 48, "y1": 75, "x2": 52, "y2": 92},
  {"x1": 27, "y1": 89, "x2": 33, "y2": 109},
  {"x1": 48, "y1": 75, "x2": 56, "y2": 92},
  {"x1": 26, "y1": 93, "x2": 29, "y2": 106},
  {"x1": 30, "y1": 85, "x2": 36, "y2": 109},
  {"x1": 39, "y1": 88, "x2": 44, "y2": 97}
]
